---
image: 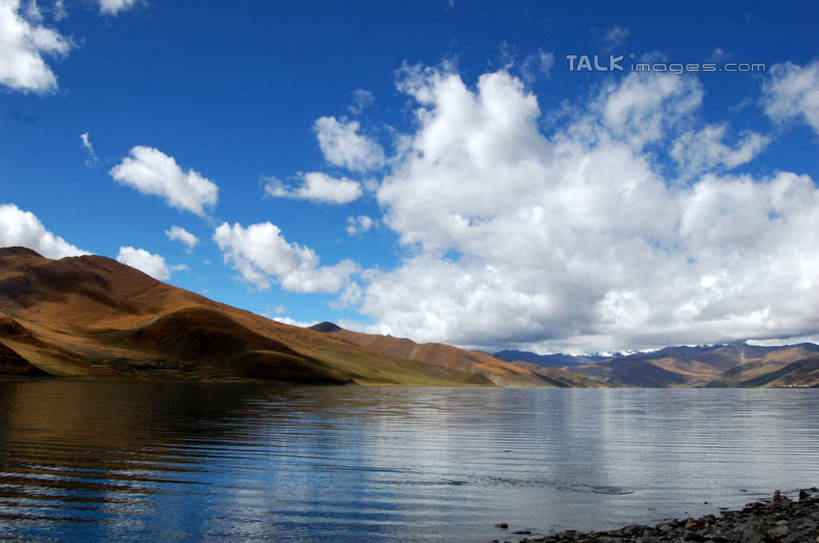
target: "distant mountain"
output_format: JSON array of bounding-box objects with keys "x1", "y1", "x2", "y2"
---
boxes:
[
  {"x1": 568, "y1": 342, "x2": 819, "y2": 387},
  {"x1": 493, "y1": 349, "x2": 605, "y2": 367}
]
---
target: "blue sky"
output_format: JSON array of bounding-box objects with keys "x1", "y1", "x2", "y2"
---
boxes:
[{"x1": 2, "y1": 0, "x2": 818, "y2": 353}]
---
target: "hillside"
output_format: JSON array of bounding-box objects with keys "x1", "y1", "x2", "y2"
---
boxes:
[
  {"x1": 308, "y1": 322, "x2": 586, "y2": 387},
  {"x1": 2, "y1": 247, "x2": 814, "y2": 388},
  {"x1": 0, "y1": 247, "x2": 546, "y2": 386}
]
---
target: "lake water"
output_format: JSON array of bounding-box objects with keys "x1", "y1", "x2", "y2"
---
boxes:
[{"x1": 0, "y1": 381, "x2": 817, "y2": 542}]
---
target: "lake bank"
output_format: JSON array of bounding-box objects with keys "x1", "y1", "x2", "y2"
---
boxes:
[{"x1": 501, "y1": 488, "x2": 818, "y2": 543}]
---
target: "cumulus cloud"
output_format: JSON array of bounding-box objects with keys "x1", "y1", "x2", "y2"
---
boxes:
[
  {"x1": 0, "y1": 203, "x2": 87, "y2": 258},
  {"x1": 313, "y1": 116, "x2": 385, "y2": 172},
  {"x1": 335, "y1": 64, "x2": 819, "y2": 353},
  {"x1": 671, "y1": 124, "x2": 769, "y2": 179},
  {"x1": 98, "y1": 0, "x2": 138, "y2": 16},
  {"x1": 264, "y1": 172, "x2": 362, "y2": 204},
  {"x1": 346, "y1": 215, "x2": 374, "y2": 235},
  {"x1": 213, "y1": 221, "x2": 358, "y2": 293},
  {"x1": 762, "y1": 60, "x2": 819, "y2": 136},
  {"x1": 599, "y1": 71, "x2": 702, "y2": 148},
  {"x1": 0, "y1": 0, "x2": 73, "y2": 93},
  {"x1": 110, "y1": 146, "x2": 219, "y2": 217},
  {"x1": 165, "y1": 225, "x2": 198, "y2": 251},
  {"x1": 116, "y1": 246, "x2": 173, "y2": 280}
]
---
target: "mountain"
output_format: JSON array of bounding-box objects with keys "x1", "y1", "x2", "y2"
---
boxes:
[
  {"x1": 0, "y1": 247, "x2": 552, "y2": 386},
  {"x1": 308, "y1": 322, "x2": 598, "y2": 387},
  {"x1": 3, "y1": 247, "x2": 813, "y2": 387},
  {"x1": 568, "y1": 342, "x2": 819, "y2": 387},
  {"x1": 0, "y1": 247, "x2": 514, "y2": 385},
  {"x1": 493, "y1": 349, "x2": 605, "y2": 367}
]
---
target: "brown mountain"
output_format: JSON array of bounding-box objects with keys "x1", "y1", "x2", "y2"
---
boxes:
[
  {"x1": 0, "y1": 247, "x2": 549, "y2": 386},
  {"x1": 308, "y1": 322, "x2": 599, "y2": 387},
  {"x1": 567, "y1": 343, "x2": 819, "y2": 387}
]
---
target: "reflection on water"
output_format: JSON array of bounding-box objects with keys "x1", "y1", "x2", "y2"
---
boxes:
[{"x1": 0, "y1": 381, "x2": 817, "y2": 542}]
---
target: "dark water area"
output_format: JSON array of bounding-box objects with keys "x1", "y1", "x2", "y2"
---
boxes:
[{"x1": 0, "y1": 381, "x2": 817, "y2": 542}]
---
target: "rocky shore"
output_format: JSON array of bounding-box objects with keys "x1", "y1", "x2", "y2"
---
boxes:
[{"x1": 493, "y1": 488, "x2": 819, "y2": 543}]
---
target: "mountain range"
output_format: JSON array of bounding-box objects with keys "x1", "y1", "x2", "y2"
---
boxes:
[
  {"x1": 0, "y1": 247, "x2": 583, "y2": 386},
  {"x1": 1, "y1": 246, "x2": 816, "y2": 387},
  {"x1": 497, "y1": 342, "x2": 819, "y2": 387}
]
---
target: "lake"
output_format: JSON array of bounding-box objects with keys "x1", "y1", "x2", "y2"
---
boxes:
[{"x1": 0, "y1": 381, "x2": 817, "y2": 542}]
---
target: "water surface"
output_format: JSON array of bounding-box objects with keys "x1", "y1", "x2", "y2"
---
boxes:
[{"x1": 0, "y1": 381, "x2": 817, "y2": 542}]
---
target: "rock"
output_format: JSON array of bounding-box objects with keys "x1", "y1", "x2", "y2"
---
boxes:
[
  {"x1": 496, "y1": 523, "x2": 509, "y2": 529},
  {"x1": 685, "y1": 520, "x2": 703, "y2": 530},
  {"x1": 517, "y1": 488, "x2": 819, "y2": 543},
  {"x1": 768, "y1": 524, "x2": 789, "y2": 539},
  {"x1": 512, "y1": 530, "x2": 532, "y2": 535}
]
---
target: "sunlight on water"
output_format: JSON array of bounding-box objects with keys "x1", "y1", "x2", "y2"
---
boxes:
[{"x1": 0, "y1": 382, "x2": 817, "y2": 542}]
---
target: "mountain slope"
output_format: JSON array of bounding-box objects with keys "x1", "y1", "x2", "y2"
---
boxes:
[
  {"x1": 309, "y1": 322, "x2": 586, "y2": 387},
  {"x1": 493, "y1": 349, "x2": 604, "y2": 367},
  {"x1": 0, "y1": 247, "x2": 498, "y2": 385}
]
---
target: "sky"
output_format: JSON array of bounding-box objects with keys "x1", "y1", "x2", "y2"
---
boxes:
[{"x1": 1, "y1": 0, "x2": 819, "y2": 354}]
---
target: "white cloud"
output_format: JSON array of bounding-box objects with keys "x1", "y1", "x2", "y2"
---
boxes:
[
  {"x1": 272, "y1": 316, "x2": 319, "y2": 328},
  {"x1": 348, "y1": 89, "x2": 375, "y2": 115},
  {"x1": 671, "y1": 124, "x2": 769, "y2": 178},
  {"x1": 521, "y1": 49, "x2": 554, "y2": 82},
  {"x1": 710, "y1": 47, "x2": 730, "y2": 62},
  {"x1": 599, "y1": 71, "x2": 702, "y2": 147},
  {"x1": 337, "y1": 64, "x2": 819, "y2": 353},
  {"x1": 53, "y1": 0, "x2": 66, "y2": 20},
  {"x1": 313, "y1": 116, "x2": 385, "y2": 172},
  {"x1": 165, "y1": 225, "x2": 198, "y2": 251},
  {"x1": 762, "y1": 60, "x2": 819, "y2": 136},
  {"x1": 604, "y1": 25, "x2": 630, "y2": 48},
  {"x1": 264, "y1": 172, "x2": 362, "y2": 204},
  {"x1": 98, "y1": 0, "x2": 138, "y2": 16},
  {"x1": 110, "y1": 146, "x2": 219, "y2": 217},
  {"x1": 0, "y1": 0, "x2": 72, "y2": 93},
  {"x1": 24, "y1": 0, "x2": 41, "y2": 22},
  {"x1": 116, "y1": 246, "x2": 172, "y2": 280},
  {"x1": 80, "y1": 132, "x2": 98, "y2": 164},
  {"x1": 346, "y1": 215, "x2": 374, "y2": 235},
  {"x1": 213, "y1": 221, "x2": 358, "y2": 293},
  {"x1": 0, "y1": 203, "x2": 87, "y2": 258}
]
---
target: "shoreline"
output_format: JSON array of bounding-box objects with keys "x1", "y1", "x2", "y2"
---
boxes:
[{"x1": 492, "y1": 488, "x2": 818, "y2": 543}]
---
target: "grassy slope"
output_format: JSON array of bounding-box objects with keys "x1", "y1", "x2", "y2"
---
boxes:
[
  {"x1": 312, "y1": 326, "x2": 590, "y2": 387},
  {"x1": 0, "y1": 248, "x2": 493, "y2": 385}
]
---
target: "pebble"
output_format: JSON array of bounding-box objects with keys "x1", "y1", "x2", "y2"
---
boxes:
[{"x1": 511, "y1": 488, "x2": 819, "y2": 543}]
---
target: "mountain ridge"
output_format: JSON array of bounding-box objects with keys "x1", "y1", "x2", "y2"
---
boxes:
[
  {"x1": 2, "y1": 246, "x2": 816, "y2": 387},
  {"x1": 0, "y1": 247, "x2": 555, "y2": 386}
]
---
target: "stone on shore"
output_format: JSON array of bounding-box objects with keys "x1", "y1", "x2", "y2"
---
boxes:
[{"x1": 513, "y1": 488, "x2": 819, "y2": 543}]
